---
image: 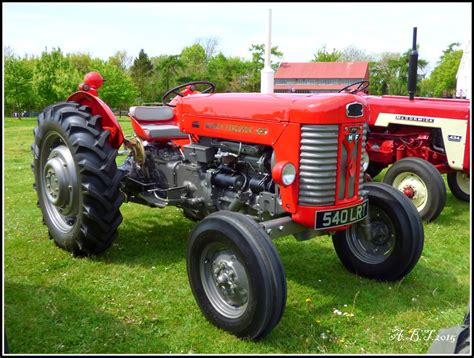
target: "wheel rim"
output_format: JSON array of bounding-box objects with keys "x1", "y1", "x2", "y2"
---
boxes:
[
  {"x1": 200, "y1": 242, "x2": 250, "y2": 319},
  {"x1": 39, "y1": 131, "x2": 80, "y2": 233},
  {"x1": 456, "y1": 172, "x2": 470, "y2": 195},
  {"x1": 346, "y1": 206, "x2": 396, "y2": 264},
  {"x1": 392, "y1": 172, "x2": 428, "y2": 212}
]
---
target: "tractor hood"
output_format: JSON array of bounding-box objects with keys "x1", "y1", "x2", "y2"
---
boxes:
[
  {"x1": 367, "y1": 95, "x2": 470, "y2": 125},
  {"x1": 175, "y1": 93, "x2": 368, "y2": 125}
]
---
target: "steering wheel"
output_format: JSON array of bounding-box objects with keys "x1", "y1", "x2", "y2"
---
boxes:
[
  {"x1": 338, "y1": 80, "x2": 370, "y2": 94},
  {"x1": 162, "y1": 81, "x2": 216, "y2": 107}
]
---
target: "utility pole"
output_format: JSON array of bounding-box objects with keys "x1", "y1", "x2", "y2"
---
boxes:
[{"x1": 260, "y1": 8, "x2": 274, "y2": 94}]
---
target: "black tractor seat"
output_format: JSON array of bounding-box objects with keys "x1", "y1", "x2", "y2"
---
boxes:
[{"x1": 129, "y1": 106, "x2": 187, "y2": 139}]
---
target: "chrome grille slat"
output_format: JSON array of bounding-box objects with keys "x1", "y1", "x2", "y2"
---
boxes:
[{"x1": 299, "y1": 124, "x2": 339, "y2": 205}]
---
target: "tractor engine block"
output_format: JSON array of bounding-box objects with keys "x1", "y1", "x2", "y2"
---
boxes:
[{"x1": 123, "y1": 137, "x2": 282, "y2": 221}]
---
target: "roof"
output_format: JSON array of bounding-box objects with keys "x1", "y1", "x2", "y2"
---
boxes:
[{"x1": 275, "y1": 62, "x2": 369, "y2": 79}]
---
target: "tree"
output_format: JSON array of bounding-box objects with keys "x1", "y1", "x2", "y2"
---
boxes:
[
  {"x1": 249, "y1": 43, "x2": 283, "y2": 70},
  {"x1": 369, "y1": 47, "x2": 427, "y2": 96},
  {"x1": 196, "y1": 37, "x2": 219, "y2": 62},
  {"x1": 248, "y1": 43, "x2": 284, "y2": 92},
  {"x1": 4, "y1": 54, "x2": 37, "y2": 116},
  {"x1": 340, "y1": 45, "x2": 374, "y2": 62},
  {"x1": 108, "y1": 50, "x2": 132, "y2": 71},
  {"x1": 130, "y1": 49, "x2": 154, "y2": 101},
  {"x1": 153, "y1": 55, "x2": 184, "y2": 97},
  {"x1": 33, "y1": 48, "x2": 82, "y2": 109},
  {"x1": 68, "y1": 52, "x2": 93, "y2": 76},
  {"x1": 93, "y1": 60, "x2": 138, "y2": 109},
  {"x1": 179, "y1": 44, "x2": 208, "y2": 82},
  {"x1": 311, "y1": 45, "x2": 342, "y2": 62},
  {"x1": 419, "y1": 43, "x2": 463, "y2": 97},
  {"x1": 207, "y1": 53, "x2": 252, "y2": 92}
]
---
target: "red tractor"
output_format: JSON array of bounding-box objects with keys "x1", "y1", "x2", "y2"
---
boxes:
[
  {"x1": 32, "y1": 72, "x2": 423, "y2": 340},
  {"x1": 343, "y1": 28, "x2": 470, "y2": 222}
]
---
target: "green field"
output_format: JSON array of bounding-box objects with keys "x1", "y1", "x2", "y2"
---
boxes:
[{"x1": 3, "y1": 116, "x2": 470, "y2": 354}]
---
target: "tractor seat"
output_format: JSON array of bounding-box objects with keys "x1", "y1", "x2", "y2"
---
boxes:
[
  {"x1": 129, "y1": 106, "x2": 174, "y2": 121},
  {"x1": 129, "y1": 106, "x2": 187, "y2": 139}
]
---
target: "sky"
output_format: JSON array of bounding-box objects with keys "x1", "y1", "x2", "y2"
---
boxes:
[{"x1": 3, "y1": 2, "x2": 472, "y2": 74}]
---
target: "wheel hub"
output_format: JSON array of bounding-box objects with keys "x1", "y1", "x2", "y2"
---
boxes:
[
  {"x1": 371, "y1": 221, "x2": 390, "y2": 246},
  {"x1": 393, "y1": 173, "x2": 428, "y2": 211},
  {"x1": 200, "y1": 246, "x2": 250, "y2": 319},
  {"x1": 403, "y1": 186, "x2": 415, "y2": 198},
  {"x1": 211, "y1": 256, "x2": 248, "y2": 307},
  {"x1": 41, "y1": 145, "x2": 79, "y2": 219},
  {"x1": 456, "y1": 172, "x2": 470, "y2": 195}
]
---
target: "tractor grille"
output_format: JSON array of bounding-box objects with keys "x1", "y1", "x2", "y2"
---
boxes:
[
  {"x1": 359, "y1": 123, "x2": 368, "y2": 196},
  {"x1": 298, "y1": 125, "x2": 339, "y2": 205},
  {"x1": 298, "y1": 123, "x2": 367, "y2": 206}
]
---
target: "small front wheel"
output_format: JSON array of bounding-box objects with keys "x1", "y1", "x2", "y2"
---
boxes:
[
  {"x1": 383, "y1": 157, "x2": 446, "y2": 222},
  {"x1": 447, "y1": 171, "x2": 470, "y2": 202},
  {"x1": 187, "y1": 211, "x2": 286, "y2": 340},
  {"x1": 332, "y1": 182, "x2": 424, "y2": 281}
]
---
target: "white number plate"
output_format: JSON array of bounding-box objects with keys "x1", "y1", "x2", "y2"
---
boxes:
[{"x1": 315, "y1": 200, "x2": 368, "y2": 230}]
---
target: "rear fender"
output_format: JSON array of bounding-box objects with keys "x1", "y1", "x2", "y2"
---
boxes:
[{"x1": 67, "y1": 91, "x2": 124, "y2": 149}]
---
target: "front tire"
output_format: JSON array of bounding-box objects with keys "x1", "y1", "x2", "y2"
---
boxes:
[
  {"x1": 187, "y1": 211, "x2": 286, "y2": 340},
  {"x1": 32, "y1": 102, "x2": 124, "y2": 256},
  {"x1": 447, "y1": 171, "x2": 470, "y2": 202},
  {"x1": 383, "y1": 157, "x2": 446, "y2": 222},
  {"x1": 332, "y1": 182, "x2": 424, "y2": 281}
]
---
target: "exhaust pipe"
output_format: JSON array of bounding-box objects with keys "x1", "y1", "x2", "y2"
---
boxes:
[{"x1": 407, "y1": 27, "x2": 418, "y2": 100}]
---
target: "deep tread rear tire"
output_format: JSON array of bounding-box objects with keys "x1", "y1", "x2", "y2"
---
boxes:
[
  {"x1": 187, "y1": 211, "x2": 286, "y2": 340},
  {"x1": 447, "y1": 171, "x2": 470, "y2": 202},
  {"x1": 332, "y1": 182, "x2": 424, "y2": 281},
  {"x1": 383, "y1": 157, "x2": 446, "y2": 222},
  {"x1": 32, "y1": 102, "x2": 124, "y2": 256}
]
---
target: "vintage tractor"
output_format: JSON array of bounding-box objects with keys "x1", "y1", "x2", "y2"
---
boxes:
[
  {"x1": 32, "y1": 71, "x2": 424, "y2": 340},
  {"x1": 343, "y1": 28, "x2": 470, "y2": 222}
]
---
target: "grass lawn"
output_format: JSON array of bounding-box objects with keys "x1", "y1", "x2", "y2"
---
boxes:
[{"x1": 3, "y1": 116, "x2": 471, "y2": 354}]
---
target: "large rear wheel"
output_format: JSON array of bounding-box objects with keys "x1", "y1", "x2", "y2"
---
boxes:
[
  {"x1": 187, "y1": 211, "x2": 286, "y2": 340},
  {"x1": 447, "y1": 171, "x2": 470, "y2": 202},
  {"x1": 332, "y1": 182, "x2": 424, "y2": 281},
  {"x1": 383, "y1": 157, "x2": 446, "y2": 222},
  {"x1": 32, "y1": 102, "x2": 124, "y2": 255}
]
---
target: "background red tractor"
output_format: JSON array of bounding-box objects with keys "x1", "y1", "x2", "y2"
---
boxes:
[
  {"x1": 346, "y1": 28, "x2": 470, "y2": 222},
  {"x1": 32, "y1": 71, "x2": 424, "y2": 340}
]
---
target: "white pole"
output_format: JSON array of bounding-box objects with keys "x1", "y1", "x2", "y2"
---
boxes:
[{"x1": 260, "y1": 8, "x2": 274, "y2": 94}]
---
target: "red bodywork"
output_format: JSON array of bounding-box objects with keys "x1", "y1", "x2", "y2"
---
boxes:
[
  {"x1": 173, "y1": 93, "x2": 367, "y2": 229},
  {"x1": 366, "y1": 95, "x2": 470, "y2": 173},
  {"x1": 69, "y1": 78, "x2": 368, "y2": 231}
]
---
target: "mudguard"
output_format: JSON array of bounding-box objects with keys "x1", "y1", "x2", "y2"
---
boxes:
[{"x1": 67, "y1": 91, "x2": 124, "y2": 149}]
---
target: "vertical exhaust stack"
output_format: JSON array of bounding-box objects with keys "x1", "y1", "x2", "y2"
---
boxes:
[
  {"x1": 260, "y1": 9, "x2": 274, "y2": 94},
  {"x1": 407, "y1": 27, "x2": 418, "y2": 100}
]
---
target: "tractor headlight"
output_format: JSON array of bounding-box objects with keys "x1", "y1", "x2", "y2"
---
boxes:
[
  {"x1": 272, "y1": 161, "x2": 297, "y2": 187},
  {"x1": 282, "y1": 163, "x2": 297, "y2": 186},
  {"x1": 362, "y1": 151, "x2": 369, "y2": 173}
]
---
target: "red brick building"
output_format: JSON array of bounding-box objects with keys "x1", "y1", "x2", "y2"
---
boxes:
[{"x1": 274, "y1": 61, "x2": 369, "y2": 93}]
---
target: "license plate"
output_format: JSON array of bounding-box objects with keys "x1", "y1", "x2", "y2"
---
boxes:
[{"x1": 315, "y1": 200, "x2": 368, "y2": 230}]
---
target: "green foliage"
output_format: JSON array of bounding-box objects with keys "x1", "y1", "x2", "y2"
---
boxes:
[
  {"x1": 3, "y1": 40, "x2": 465, "y2": 115},
  {"x1": 311, "y1": 45, "x2": 342, "y2": 62},
  {"x1": 369, "y1": 47, "x2": 428, "y2": 96},
  {"x1": 419, "y1": 43, "x2": 463, "y2": 97},
  {"x1": 93, "y1": 61, "x2": 139, "y2": 109},
  {"x1": 130, "y1": 49, "x2": 154, "y2": 102},
  {"x1": 247, "y1": 43, "x2": 284, "y2": 91},
  {"x1": 4, "y1": 53, "x2": 37, "y2": 116},
  {"x1": 33, "y1": 48, "x2": 82, "y2": 108}
]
